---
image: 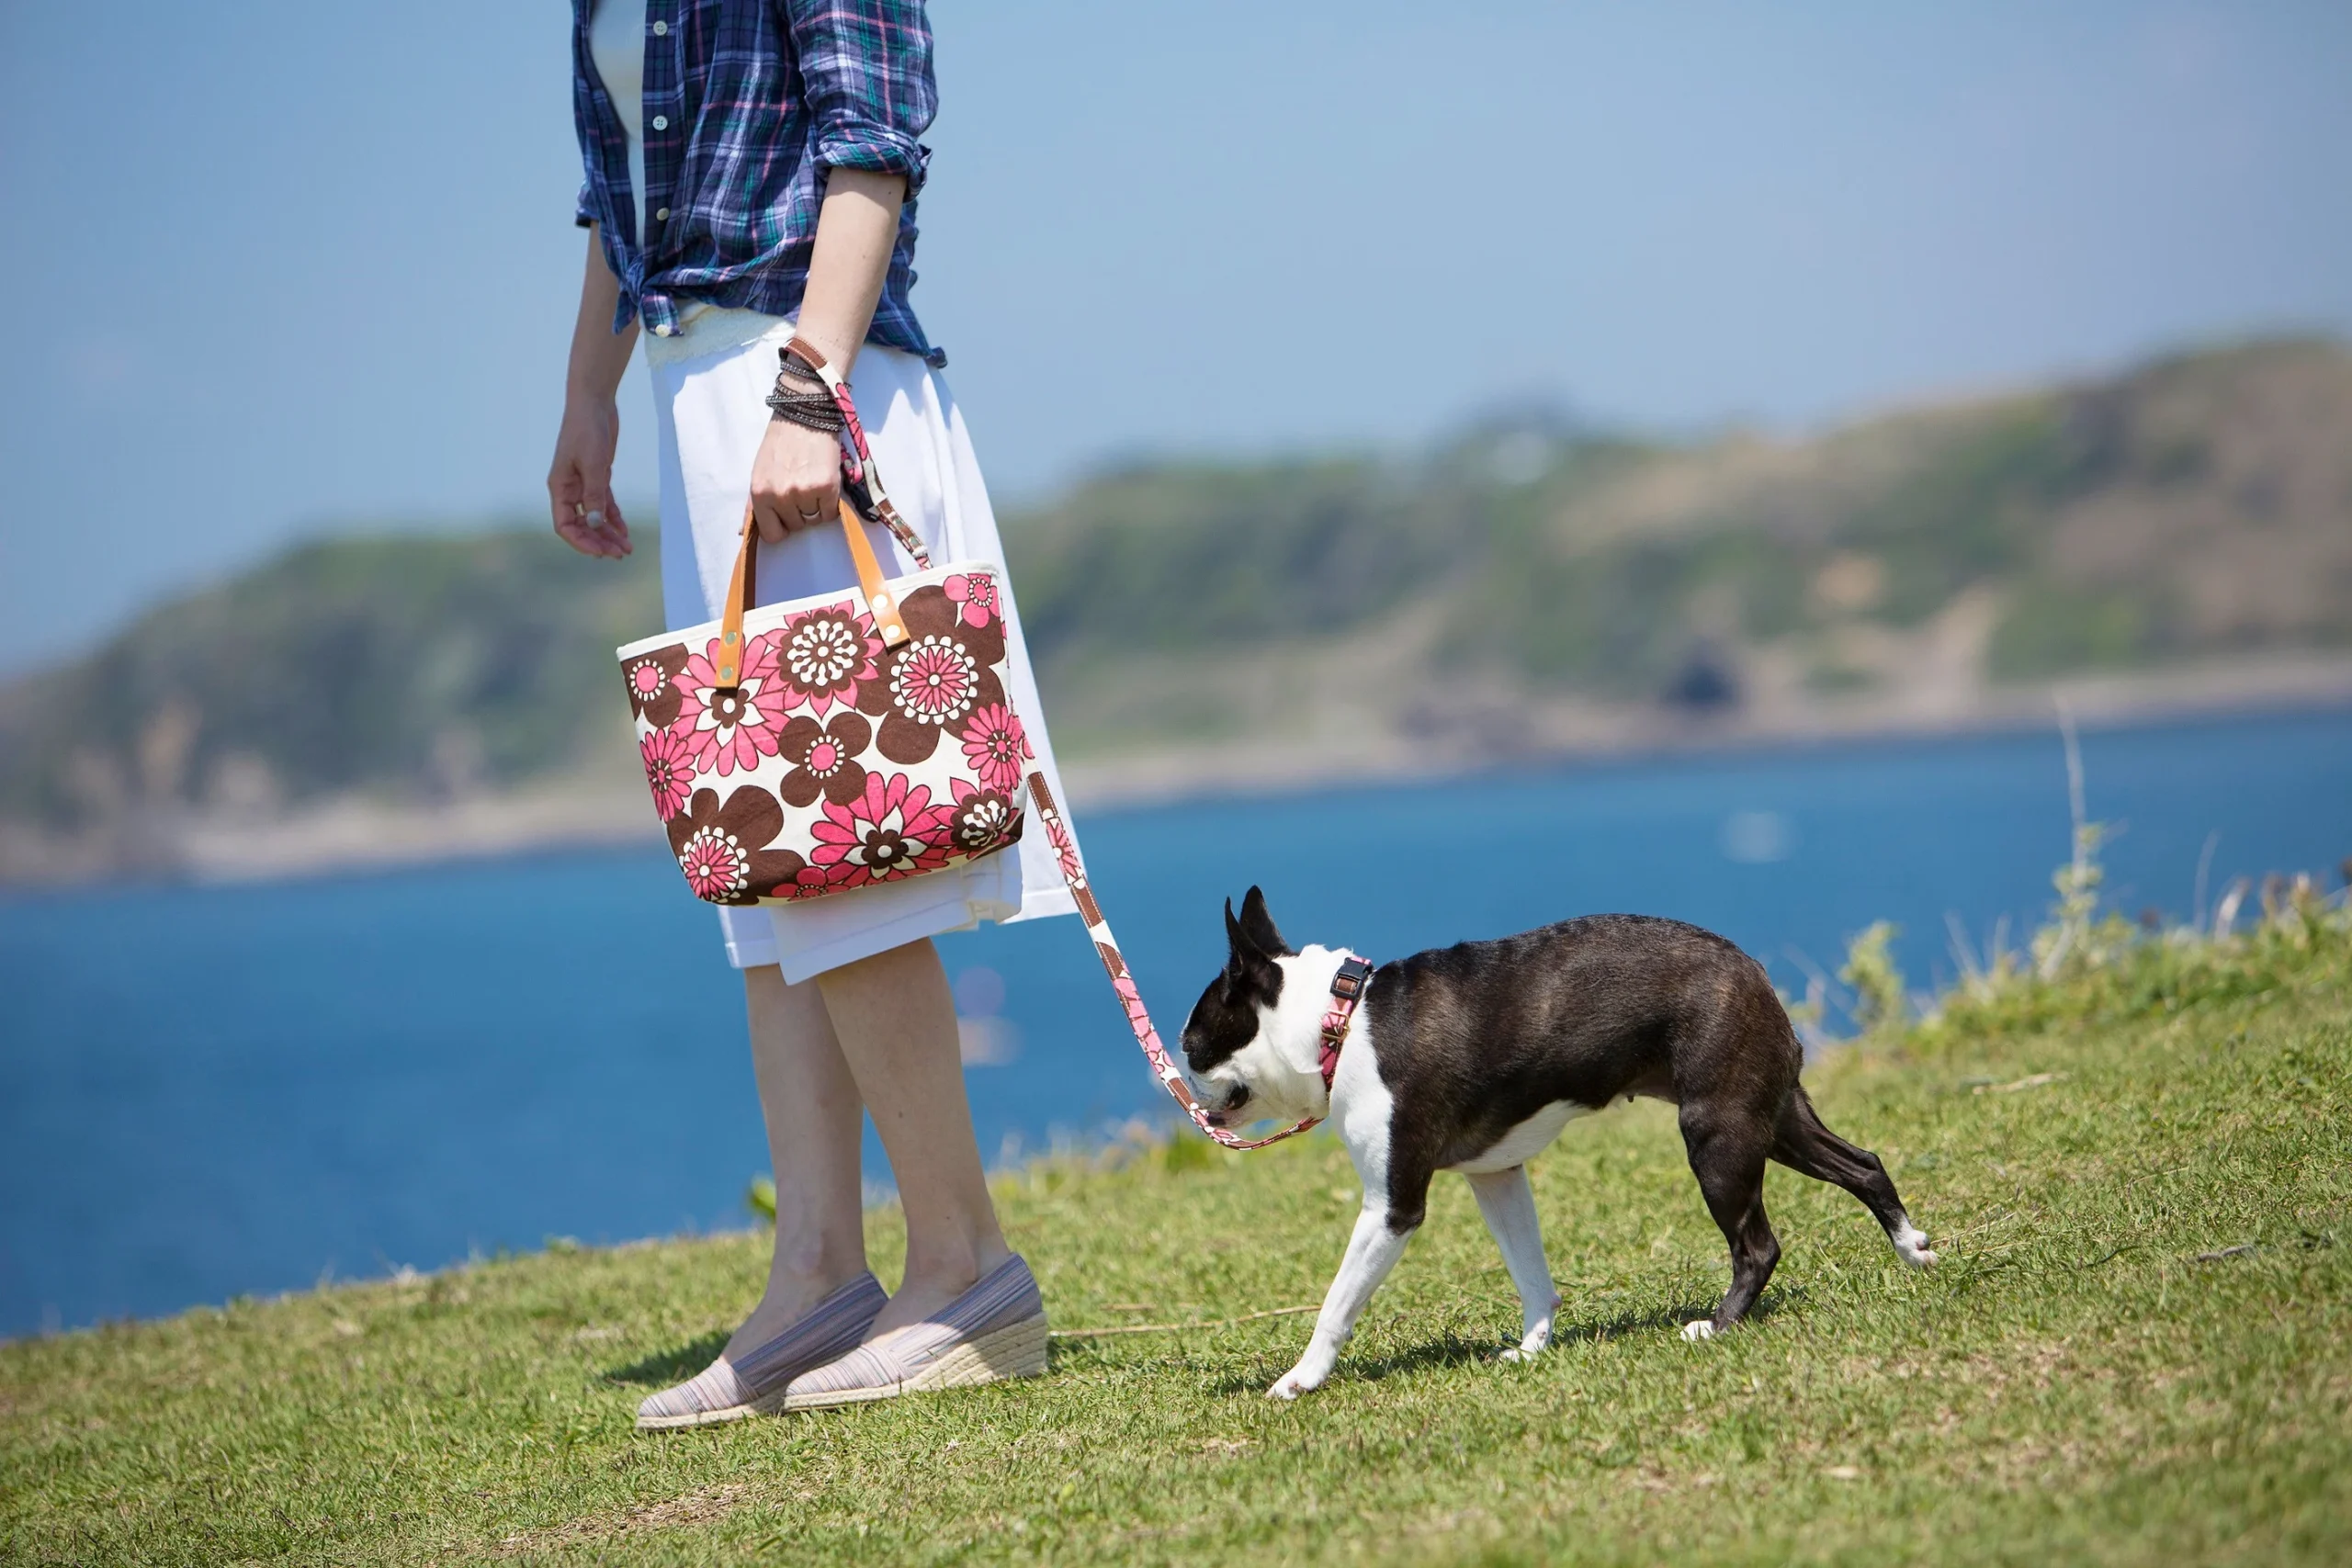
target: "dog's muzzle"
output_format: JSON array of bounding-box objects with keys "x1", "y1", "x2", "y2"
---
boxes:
[{"x1": 1199, "y1": 1083, "x2": 1251, "y2": 1128}]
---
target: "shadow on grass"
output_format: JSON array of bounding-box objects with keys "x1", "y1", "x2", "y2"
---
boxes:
[
  {"x1": 1549, "y1": 1287, "x2": 1799, "y2": 1348},
  {"x1": 1198, "y1": 1289, "x2": 1805, "y2": 1395},
  {"x1": 1196, "y1": 1331, "x2": 1496, "y2": 1396},
  {"x1": 605, "y1": 1330, "x2": 729, "y2": 1387}
]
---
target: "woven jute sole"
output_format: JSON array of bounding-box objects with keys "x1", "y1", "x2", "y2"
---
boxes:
[
  {"x1": 635, "y1": 1398, "x2": 761, "y2": 1432},
  {"x1": 772, "y1": 1314, "x2": 1051, "y2": 1413}
]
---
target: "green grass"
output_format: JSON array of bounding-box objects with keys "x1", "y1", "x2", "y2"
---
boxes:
[{"x1": 5, "y1": 913, "x2": 2348, "y2": 1566}]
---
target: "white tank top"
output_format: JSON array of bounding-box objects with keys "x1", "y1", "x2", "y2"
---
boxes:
[
  {"x1": 586, "y1": 0, "x2": 649, "y2": 245},
  {"x1": 586, "y1": 0, "x2": 796, "y2": 362}
]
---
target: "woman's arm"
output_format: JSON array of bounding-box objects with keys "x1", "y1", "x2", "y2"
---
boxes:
[
  {"x1": 746, "y1": 168, "x2": 907, "y2": 543},
  {"x1": 548, "y1": 229, "x2": 641, "y2": 558},
  {"x1": 548, "y1": 173, "x2": 904, "y2": 557}
]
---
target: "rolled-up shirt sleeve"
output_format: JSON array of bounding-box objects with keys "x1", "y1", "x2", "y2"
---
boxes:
[{"x1": 786, "y1": 0, "x2": 937, "y2": 193}]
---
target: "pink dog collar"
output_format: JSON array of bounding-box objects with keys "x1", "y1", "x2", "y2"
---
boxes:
[{"x1": 1317, "y1": 955, "x2": 1375, "y2": 1091}]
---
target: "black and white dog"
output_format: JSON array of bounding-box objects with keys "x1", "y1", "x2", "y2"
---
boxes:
[{"x1": 1182, "y1": 888, "x2": 1937, "y2": 1400}]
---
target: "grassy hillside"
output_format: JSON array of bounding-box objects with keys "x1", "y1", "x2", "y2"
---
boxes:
[
  {"x1": 3, "y1": 886, "x2": 2347, "y2": 1565},
  {"x1": 4, "y1": 337, "x2": 2348, "y2": 881}
]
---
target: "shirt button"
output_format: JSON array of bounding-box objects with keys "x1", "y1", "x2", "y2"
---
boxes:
[
  {"x1": 654, "y1": 207, "x2": 670, "y2": 221},
  {"x1": 650, "y1": 19, "x2": 668, "y2": 34},
  {"x1": 650, "y1": 114, "x2": 669, "y2": 131},
  {"x1": 654, "y1": 323, "x2": 674, "y2": 336}
]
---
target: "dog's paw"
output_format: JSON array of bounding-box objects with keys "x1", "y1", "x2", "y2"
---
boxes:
[
  {"x1": 1270, "y1": 1363, "x2": 1326, "y2": 1401},
  {"x1": 1498, "y1": 1323, "x2": 1553, "y2": 1362},
  {"x1": 1679, "y1": 1320, "x2": 1717, "y2": 1343},
  {"x1": 1894, "y1": 1227, "x2": 1939, "y2": 1269}
]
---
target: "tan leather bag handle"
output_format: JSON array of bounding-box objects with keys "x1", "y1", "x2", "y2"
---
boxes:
[{"x1": 710, "y1": 499, "x2": 911, "y2": 687}]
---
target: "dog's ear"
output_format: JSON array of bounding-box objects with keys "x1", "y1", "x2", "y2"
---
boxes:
[
  {"x1": 1224, "y1": 894, "x2": 1282, "y2": 979},
  {"x1": 1237, "y1": 885, "x2": 1291, "y2": 957}
]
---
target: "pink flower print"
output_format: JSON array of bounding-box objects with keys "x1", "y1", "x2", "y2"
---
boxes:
[
  {"x1": 1040, "y1": 807, "x2": 1084, "y2": 888},
  {"x1": 808, "y1": 772, "x2": 955, "y2": 888},
  {"x1": 675, "y1": 637, "x2": 785, "y2": 777},
  {"x1": 678, "y1": 680, "x2": 781, "y2": 777},
  {"x1": 943, "y1": 572, "x2": 999, "y2": 630},
  {"x1": 769, "y1": 603, "x2": 882, "y2": 716},
  {"x1": 620, "y1": 644, "x2": 689, "y2": 728},
  {"x1": 947, "y1": 777, "x2": 1022, "y2": 856},
  {"x1": 957, "y1": 704, "x2": 1028, "y2": 795},
  {"x1": 665, "y1": 786, "x2": 810, "y2": 905},
  {"x1": 677, "y1": 824, "x2": 748, "y2": 900},
  {"x1": 639, "y1": 726, "x2": 697, "y2": 819},
  {"x1": 888, "y1": 635, "x2": 979, "y2": 727},
  {"x1": 857, "y1": 584, "x2": 1009, "y2": 766}
]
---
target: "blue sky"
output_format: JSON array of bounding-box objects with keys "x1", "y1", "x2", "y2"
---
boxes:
[{"x1": 2, "y1": 1, "x2": 2348, "y2": 673}]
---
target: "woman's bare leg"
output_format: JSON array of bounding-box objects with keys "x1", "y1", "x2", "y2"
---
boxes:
[
  {"x1": 724, "y1": 964, "x2": 872, "y2": 1359},
  {"x1": 815, "y1": 937, "x2": 1012, "y2": 1336}
]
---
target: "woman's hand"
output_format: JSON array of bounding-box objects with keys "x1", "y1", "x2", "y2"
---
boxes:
[
  {"x1": 748, "y1": 414, "x2": 845, "y2": 544},
  {"x1": 548, "y1": 395, "x2": 633, "y2": 558},
  {"x1": 746, "y1": 167, "x2": 908, "y2": 545},
  {"x1": 550, "y1": 228, "x2": 639, "y2": 559}
]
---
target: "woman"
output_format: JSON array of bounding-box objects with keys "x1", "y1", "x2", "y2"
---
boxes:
[{"x1": 547, "y1": 0, "x2": 1074, "y2": 1427}]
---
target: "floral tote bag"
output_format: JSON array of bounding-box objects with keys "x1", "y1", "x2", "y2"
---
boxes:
[{"x1": 615, "y1": 342, "x2": 1030, "y2": 908}]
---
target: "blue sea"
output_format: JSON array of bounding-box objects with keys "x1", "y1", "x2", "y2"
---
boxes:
[{"x1": 4, "y1": 708, "x2": 2347, "y2": 1338}]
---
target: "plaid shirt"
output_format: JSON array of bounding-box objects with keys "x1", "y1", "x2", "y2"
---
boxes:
[{"x1": 571, "y1": 0, "x2": 942, "y2": 363}]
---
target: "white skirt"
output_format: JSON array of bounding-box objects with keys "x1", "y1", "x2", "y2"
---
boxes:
[{"x1": 648, "y1": 311, "x2": 1077, "y2": 982}]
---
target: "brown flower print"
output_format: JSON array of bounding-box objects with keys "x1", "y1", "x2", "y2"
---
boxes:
[
  {"x1": 767, "y1": 601, "x2": 883, "y2": 718},
  {"x1": 620, "y1": 643, "x2": 690, "y2": 728},
  {"x1": 856, "y1": 581, "x2": 1008, "y2": 765},
  {"x1": 947, "y1": 778, "x2": 1023, "y2": 857},
  {"x1": 775, "y1": 711, "x2": 873, "y2": 808},
  {"x1": 665, "y1": 785, "x2": 816, "y2": 905}
]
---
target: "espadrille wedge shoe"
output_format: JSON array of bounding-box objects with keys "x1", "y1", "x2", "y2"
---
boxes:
[
  {"x1": 776, "y1": 1254, "x2": 1049, "y2": 1412},
  {"x1": 636, "y1": 1271, "x2": 888, "y2": 1430}
]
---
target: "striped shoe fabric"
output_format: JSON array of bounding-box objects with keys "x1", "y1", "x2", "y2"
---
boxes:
[
  {"x1": 779, "y1": 1254, "x2": 1049, "y2": 1411},
  {"x1": 636, "y1": 1270, "x2": 888, "y2": 1429}
]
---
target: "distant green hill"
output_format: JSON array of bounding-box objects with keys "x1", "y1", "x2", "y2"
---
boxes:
[
  {"x1": 1012, "y1": 335, "x2": 2352, "y2": 703},
  {"x1": 4, "y1": 337, "x2": 2348, "y2": 883},
  {"x1": 0, "y1": 534, "x2": 659, "y2": 854}
]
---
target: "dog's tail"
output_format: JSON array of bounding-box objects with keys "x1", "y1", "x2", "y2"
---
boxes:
[{"x1": 1770, "y1": 1087, "x2": 1938, "y2": 1268}]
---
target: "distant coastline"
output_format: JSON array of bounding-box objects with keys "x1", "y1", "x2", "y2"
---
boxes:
[
  {"x1": 6, "y1": 655, "x2": 2343, "y2": 892},
  {"x1": 1054, "y1": 651, "x2": 2352, "y2": 814}
]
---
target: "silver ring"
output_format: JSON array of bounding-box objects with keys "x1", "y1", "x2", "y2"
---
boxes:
[{"x1": 795, "y1": 505, "x2": 822, "y2": 521}]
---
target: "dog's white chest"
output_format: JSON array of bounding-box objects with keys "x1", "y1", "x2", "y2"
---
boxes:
[{"x1": 1447, "y1": 1100, "x2": 1590, "y2": 1174}]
